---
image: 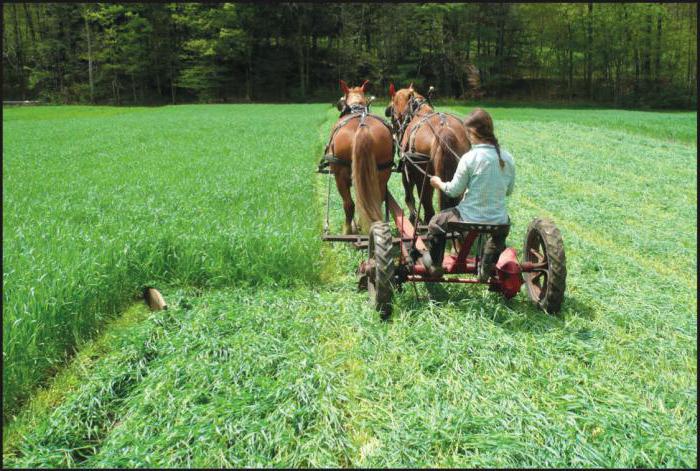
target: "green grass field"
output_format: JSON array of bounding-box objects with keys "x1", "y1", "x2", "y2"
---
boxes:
[{"x1": 2, "y1": 104, "x2": 697, "y2": 467}]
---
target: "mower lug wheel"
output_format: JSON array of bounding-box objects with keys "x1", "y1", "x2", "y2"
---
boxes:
[
  {"x1": 523, "y1": 218, "x2": 566, "y2": 314},
  {"x1": 368, "y1": 222, "x2": 395, "y2": 319}
]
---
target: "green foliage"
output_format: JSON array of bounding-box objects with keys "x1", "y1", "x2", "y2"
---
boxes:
[{"x1": 2, "y1": 3, "x2": 696, "y2": 107}]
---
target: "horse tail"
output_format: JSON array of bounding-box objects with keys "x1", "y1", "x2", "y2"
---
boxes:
[
  {"x1": 430, "y1": 126, "x2": 460, "y2": 211},
  {"x1": 352, "y1": 123, "x2": 383, "y2": 231}
]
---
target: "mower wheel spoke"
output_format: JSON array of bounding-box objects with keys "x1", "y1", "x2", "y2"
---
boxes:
[{"x1": 530, "y1": 248, "x2": 545, "y2": 263}]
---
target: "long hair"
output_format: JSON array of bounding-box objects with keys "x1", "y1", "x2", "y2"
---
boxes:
[{"x1": 463, "y1": 108, "x2": 504, "y2": 169}]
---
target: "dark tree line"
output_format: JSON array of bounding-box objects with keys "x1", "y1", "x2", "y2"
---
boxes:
[{"x1": 3, "y1": 2, "x2": 697, "y2": 108}]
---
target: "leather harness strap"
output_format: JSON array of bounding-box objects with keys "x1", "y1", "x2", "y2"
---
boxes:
[
  {"x1": 318, "y1": 110, "x2": 396, "y2": 174},
  {"x1": 405, "y1": 111, "x2": 462, "y2": 154},
  {"x1": 318, "y1": 155, "x2": 396, "y2": 174},
  {"x1": 397, "y1": 103, "x2": 465, "y2": 176}
]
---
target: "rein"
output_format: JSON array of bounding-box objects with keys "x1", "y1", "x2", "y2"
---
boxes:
[
  {"x1": 390, "y1": 93, "x2": 467, "y2": 244},
  {"x1": 391, "y1": 96, "x2": 464, "y2": 178}
]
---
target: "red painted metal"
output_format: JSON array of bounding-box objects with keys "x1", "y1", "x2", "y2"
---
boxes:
[
  {"x1": 454, "y1": 231, "x2": 479, "y2": 268},
  {"x1": 358, "y1": 260, "x2": 374, "y2": 275},
  {"x1": 412, "y1": 232, "x2": 479, "y2": 275},
  {"x1": 351, "y1": 191, "x2": 532, "y2": 300},
  {"x1": 495, "y1": 247, "x2": 523, "y2": 299},
  {"x1": 386, "y1": 192, "x2": 426, "y2": 252},
  {"x1": 442, "y1": 254, "x2": 478, "y2": 274},
  {"x1": 407, "y1": 275, "x2": 501, "y2": 285},
  {"x1": 520, "y1": 260, "x2": 547, "y2": 272},
  {"x1": 413, "y1": 254, "x2": 476, "y2": 275}
]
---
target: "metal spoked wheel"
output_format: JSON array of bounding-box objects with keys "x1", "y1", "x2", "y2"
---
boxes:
[
  {"x1": 523, "y1": 218, "x2": 567, "y2": 314},
  {"x1": 368, "y1": 222, "x2": 395, "y2": 319}
]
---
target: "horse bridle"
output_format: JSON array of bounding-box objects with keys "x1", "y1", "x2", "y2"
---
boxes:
[
  {"x1": 338, "y1": 93, "x2": 376, "y2": 118},
  {"x1": 388, "y1": 91, "x2": 466, "y2": 181},
  {"x1": 387, "y1": 94, "x2": 430, "y2": 147}
]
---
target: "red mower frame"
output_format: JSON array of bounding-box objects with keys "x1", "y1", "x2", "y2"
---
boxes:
[{"x1": 322, "y1": 191, "x2": 567, "y2": 319}]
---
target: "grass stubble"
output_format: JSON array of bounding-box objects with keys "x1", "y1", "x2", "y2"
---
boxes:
[{"x1": 2, "y1": 104, "x2": 696, "y2": 467}]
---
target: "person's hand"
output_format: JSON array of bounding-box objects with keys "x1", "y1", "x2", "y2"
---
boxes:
[{"x1": 430, "y1": 176, "x2": 443, "y2": 190}]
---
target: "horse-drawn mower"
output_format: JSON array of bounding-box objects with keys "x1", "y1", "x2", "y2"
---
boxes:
[
  {"x1": 319, "y1": 80, "x2": 566, "y2": 319},
  {"x1": 322, "y1": 191, "x2": 566, "y2": 318}
]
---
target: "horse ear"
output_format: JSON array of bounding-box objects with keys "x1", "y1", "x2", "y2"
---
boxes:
[
  {"x1": 409, "y1": 82, "x2": 414, "y2": 90},
  {"x1": 339, "y1": 79, "x2": 350, "y2": 95},
  {"x1": 389, "y1": 83, "x2": 395, "y2": 98},
  {"x1": 361, "y1": 80, "x2": 369, "y2": 92}
]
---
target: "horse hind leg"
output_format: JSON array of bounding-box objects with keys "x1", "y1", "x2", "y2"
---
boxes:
[
  {"x1": 379, "y1": 169, "x2": 391, "y2": 222},
  {"x1": 402, "y1": 167, "x2": 418, "y2": 225},
  {"x1": 334, "y1": 169, "x2": 356, "y2": 235},
  {"x1": 419, "y1": 178, "x2": 435, "y2": 225}
]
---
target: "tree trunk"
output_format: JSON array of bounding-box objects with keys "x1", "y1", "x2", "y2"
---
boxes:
[
  {"x1": 687, "y1": 4, "x2": 694, "y2": 102},
  {"x1": 84, "y1": 12, "x2": 94, "y2": 103},
  {"x1": 169, "y1": 17, "x2": 177, "y2": 105},
  {"x1": 297, "y1": 10, "x2": 306, "y2": 99},
  {"x1": 586, "y1": 2, "x2": 593, "y2": 98},
  {"x1": 23, "y1": 4, "x2": 36, "y2": 42},
  {"x1": 310, "y1": 33, "x2": 317, "y2": 95},
  {"x1": 643, "y1": 14, "x2": 652, "y2": 88},
  {"x1": 305, "y1": 35, "x2": 311, "y2": 97},
  {"x1": 496, "y1": 4, "x2": 505, "y2": 59},
  {"x1": 170, "y1": 67, "x2": 176, "y2": 105},
  {"x1": 465, "y1": 31, "x2": 471, "y2": 61},
  {"x1": 476, "y1": 23, "x2": 481, "y2": 58},
  {"x1": 245, "y1": 41, "x2": 253, "y2": 101},
  {"x1": 654, "y1": 14, "x2": 662, "y2": 84},
  {"x1": 12, "y1": 4, "x2": 26, "y2": 100},
  {"x1": 634, "y1": 47, "x2": 640, "y2": 95},
  {"x1": 567, "y1": 23, "x2": 573, "y2": 98},
  {"x1": 57, "y1": 10, "x2": 65, "y2": 100}
]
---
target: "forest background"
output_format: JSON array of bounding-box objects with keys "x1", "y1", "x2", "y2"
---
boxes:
[{"x1": 2, "y1": 2, "x2": 698, "y2": 109}]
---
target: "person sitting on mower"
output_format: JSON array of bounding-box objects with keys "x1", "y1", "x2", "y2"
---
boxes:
[{"x1": 425, "y1": 108, "x2": 515, "y2": 281}]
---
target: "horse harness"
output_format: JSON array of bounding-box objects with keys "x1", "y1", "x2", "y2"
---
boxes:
[
  {"x1": 317, "y1": 106, "x2": 396, "y2": 174},
  {"x1": 394, "y1": 98, "x2": 464, "y2": 178}
]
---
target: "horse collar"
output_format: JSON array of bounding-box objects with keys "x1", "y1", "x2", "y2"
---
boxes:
[
  {"x1": 340, "y1": 103, "x2": 368, "y2": 118},
  {"x1": 350, "y1": 103, "x2": 367, "y2": 113}
]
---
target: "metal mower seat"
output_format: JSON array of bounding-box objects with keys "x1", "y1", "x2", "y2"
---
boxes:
[{"x1": 446, "y1": 221, "x2": 510, "y2": 234}]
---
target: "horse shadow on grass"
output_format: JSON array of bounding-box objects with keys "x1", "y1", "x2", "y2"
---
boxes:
[{"x1": 396, "y1": 282, "x2": 596, "y2": 334}]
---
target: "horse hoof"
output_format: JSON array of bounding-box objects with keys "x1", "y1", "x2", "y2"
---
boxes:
[
  {"x1": 351, "y1": 221, "x2": 359, "y2": 234},
  {"x1": 342, "y1": 223, "x2": 353, "y2": 235}
]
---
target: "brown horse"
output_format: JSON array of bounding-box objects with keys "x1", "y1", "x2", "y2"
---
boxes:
[
  {"x1": 387, "y1": 83, "x2": 470, "y2": 224},
  {"x1": 323, "y1": 80, "x2": 394, "y2": 234}
]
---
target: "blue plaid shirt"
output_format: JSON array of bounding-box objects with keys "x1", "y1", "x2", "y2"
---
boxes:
[{"x1": 441, "y1": 144, "x2": 515, "y2": 224}]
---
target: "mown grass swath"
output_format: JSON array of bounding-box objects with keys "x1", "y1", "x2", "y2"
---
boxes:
[
  {"x1": 2, "y1": 104, "x2": 328, "y2": 419},
  {"x1": 2, "y1": 104, "x2": 697, "y2": 467}
]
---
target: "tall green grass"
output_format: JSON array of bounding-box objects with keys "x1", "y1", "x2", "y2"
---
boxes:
[
  {"x1": 3, "y1": 104, "x2": 696, "y2": 467},
  {"x1": 2, "y1": 104, "x2": 328, "y2": 419}
]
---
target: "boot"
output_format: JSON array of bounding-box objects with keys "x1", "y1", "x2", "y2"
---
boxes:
[
  {"x1": 422, "y1": 234, "x2": 446, "y2": 277},
  {"x1": 478, "y1": 253, "x2": 496, "y2": 282},
  {"x1": 478, "y1": 245, "x2": 503, "y2": 283}
]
